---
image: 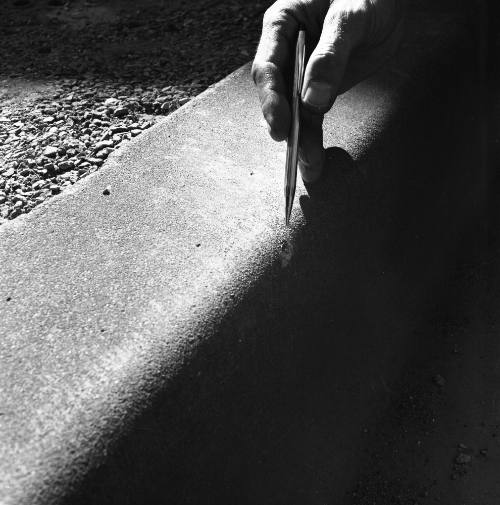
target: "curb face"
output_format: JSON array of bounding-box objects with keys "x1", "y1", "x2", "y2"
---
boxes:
[{"x1": 0, "y1": 8, "x2": 483, "y2": 505}]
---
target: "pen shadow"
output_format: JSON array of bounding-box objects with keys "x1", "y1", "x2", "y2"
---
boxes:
[{"x1": 299, "y1": 146, "x2": 360, "y2": 225}]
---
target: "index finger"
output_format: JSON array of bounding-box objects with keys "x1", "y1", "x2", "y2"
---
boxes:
[{"x1": 251, "y1": 3, "x2": 299, "y2": 141}]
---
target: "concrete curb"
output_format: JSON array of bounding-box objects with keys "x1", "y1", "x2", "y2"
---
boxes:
[{"x1": 0, "y1": 7, "x2": 483, "y2": 505}]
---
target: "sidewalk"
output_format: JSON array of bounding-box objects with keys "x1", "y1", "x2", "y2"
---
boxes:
[{"x1": 0, "y1": 4, "x2": 487, "y2": 504}]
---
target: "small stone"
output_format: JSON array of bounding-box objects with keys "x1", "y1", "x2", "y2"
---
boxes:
[
  {"x1": 50, "y1": 184, "x2": 61, "y2": 194},
  {"x1": 114, "y1": 106, "x2": 129, "y2": 118},
  {"x1": 57, "y1": 160, "x2": 75, "y2": 171},
  {"x1": 91, "y1": 110, "x2": 106, "y2": 119},
  {"x1": 42, "y1": 116, "x2": 55, "y2": 124},
  {"x1": 102, "y1": 186, "x2": 111, "y2": 196},
  {"x1": 179, "y1": 97, "x2": 190, "y2": 105},
  {"x1": 95, "y1": 140, "x2": 114, "y2": 151},
  {"x1": 85, "y1": 157, "x2": 104, "y2": 166},
  {"x1": 95, "y1": 148, "x2": 113, "y2": 159},
  {"x1": 110, "y1": 125, "x2": 130, "y2": 134},
  {"x1": 3, "y1": 168, "x2": 14, "y2": 178},
  {"x1": 32, "y1": 180, "x2": 47, "y2": 190},
  {"x1": 43, "y1": 146, "x2": 59, "y2": 157},
  {"x1": 104, "y1": 97, "x2": 119, "y2": 107}
]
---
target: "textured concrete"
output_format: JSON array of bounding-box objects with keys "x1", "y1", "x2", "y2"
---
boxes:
[{"x1": 0, "y1": 7, "x2": 484, "y2": 505}]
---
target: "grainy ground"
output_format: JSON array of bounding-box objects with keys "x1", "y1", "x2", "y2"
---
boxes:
[{"x1": 0, "y1": 0, "x2": 271, "y2": 223}]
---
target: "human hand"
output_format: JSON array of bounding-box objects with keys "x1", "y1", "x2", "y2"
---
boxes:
[{"x1": 252, "y1": 0, "x2": 405, "y2": 183}]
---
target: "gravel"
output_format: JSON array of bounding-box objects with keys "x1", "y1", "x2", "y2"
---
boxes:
[{"x1": 0, "y1": 0, "x2": 271, "y2": 224}]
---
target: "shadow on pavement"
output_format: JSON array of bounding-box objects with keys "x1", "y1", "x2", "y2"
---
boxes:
[{"x1": 64, "y1": 27, "x2": 489, "y2": 504}]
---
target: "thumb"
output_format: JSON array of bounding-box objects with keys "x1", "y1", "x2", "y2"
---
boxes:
[{"x1": 301, "y1": 5, "x2": 367, "y2": 113}]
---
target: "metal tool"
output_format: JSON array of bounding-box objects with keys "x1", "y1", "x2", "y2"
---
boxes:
[{"x1": 284, "y1": 30, "x2": 306, "y2": 226}]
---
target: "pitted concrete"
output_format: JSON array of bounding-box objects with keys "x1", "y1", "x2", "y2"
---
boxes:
[{"x1": 0, "y1": 6, "x2": 484, "y2": 505}]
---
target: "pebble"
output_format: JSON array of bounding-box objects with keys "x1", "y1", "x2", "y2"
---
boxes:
[
  {"x1": 94, "y1": 140, "x2": 114, "y2": 151},
  {"x1": 32, "y1": 180, "x2": 47, "y2": 190},
  {"x1": 102, "y1": 185, "x2": 111, "y2": 195},
  {"x1": 113, "y1": 106, "x2": 129, "y2": 118},
  {"x1": 43, "y1": 146, "x2": 59, "y2": 157},
  {"x1": 95, "y1": 148, "x2": 113, "y2": 159},
  {"x1": 104, "y1": 98, "x2": 119, "y2": 106},
  {"x1": 57, "y1": 160, "x2": 75, "y2": 171}
]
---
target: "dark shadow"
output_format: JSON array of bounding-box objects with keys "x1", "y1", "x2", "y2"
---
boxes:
[
  {"x1": 299, "y1": 146, "x2": 359, "y2": 225},
  {"x1": 61, "y1": 8, "x2": 489, "y2": 505}
]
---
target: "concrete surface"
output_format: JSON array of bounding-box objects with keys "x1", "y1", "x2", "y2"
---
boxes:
[{"x1": 0, "y1": 5, "x2": 487, "y2": 505}]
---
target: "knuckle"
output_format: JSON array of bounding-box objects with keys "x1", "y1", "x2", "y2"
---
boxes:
[
  {"x1": 327, "y1": 0, "x2": 371, "y2": 43},
  {"x1": 263, "y1": 9, "x2": 286, "y2": 33},
  {"x1": 251, "y1": 61, "x2": 273, "y2": 86}
]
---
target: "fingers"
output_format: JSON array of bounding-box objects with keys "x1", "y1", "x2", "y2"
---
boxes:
[
  {"x1": 301, "y1": 1, "x2": 369, "y2": 114},
  {"x1": 298, "y1": 108, "x2": 324, "y2": 183},
  {"x1": 297, "y1": 2, "x2": 371, "y2": 181},
  {"x1": 251, "y1": 2, "x2": 300, "y2": 141},
  {"x1": 252, "y1": 61, "x2": 291, "y2": 141}
]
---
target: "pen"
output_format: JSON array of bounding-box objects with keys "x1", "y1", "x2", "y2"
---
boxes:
[{"x1": 284, "y1": 29, "x2": 306, "y2": 226}]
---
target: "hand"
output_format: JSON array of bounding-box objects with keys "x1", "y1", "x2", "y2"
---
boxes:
[{"x1": 252, "y1": 0, "x2": 405, "y2": 183}]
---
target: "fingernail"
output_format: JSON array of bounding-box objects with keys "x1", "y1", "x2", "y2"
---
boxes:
[{"x1": 302, "y1": 81, "x2": 332, "y2": 109}]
